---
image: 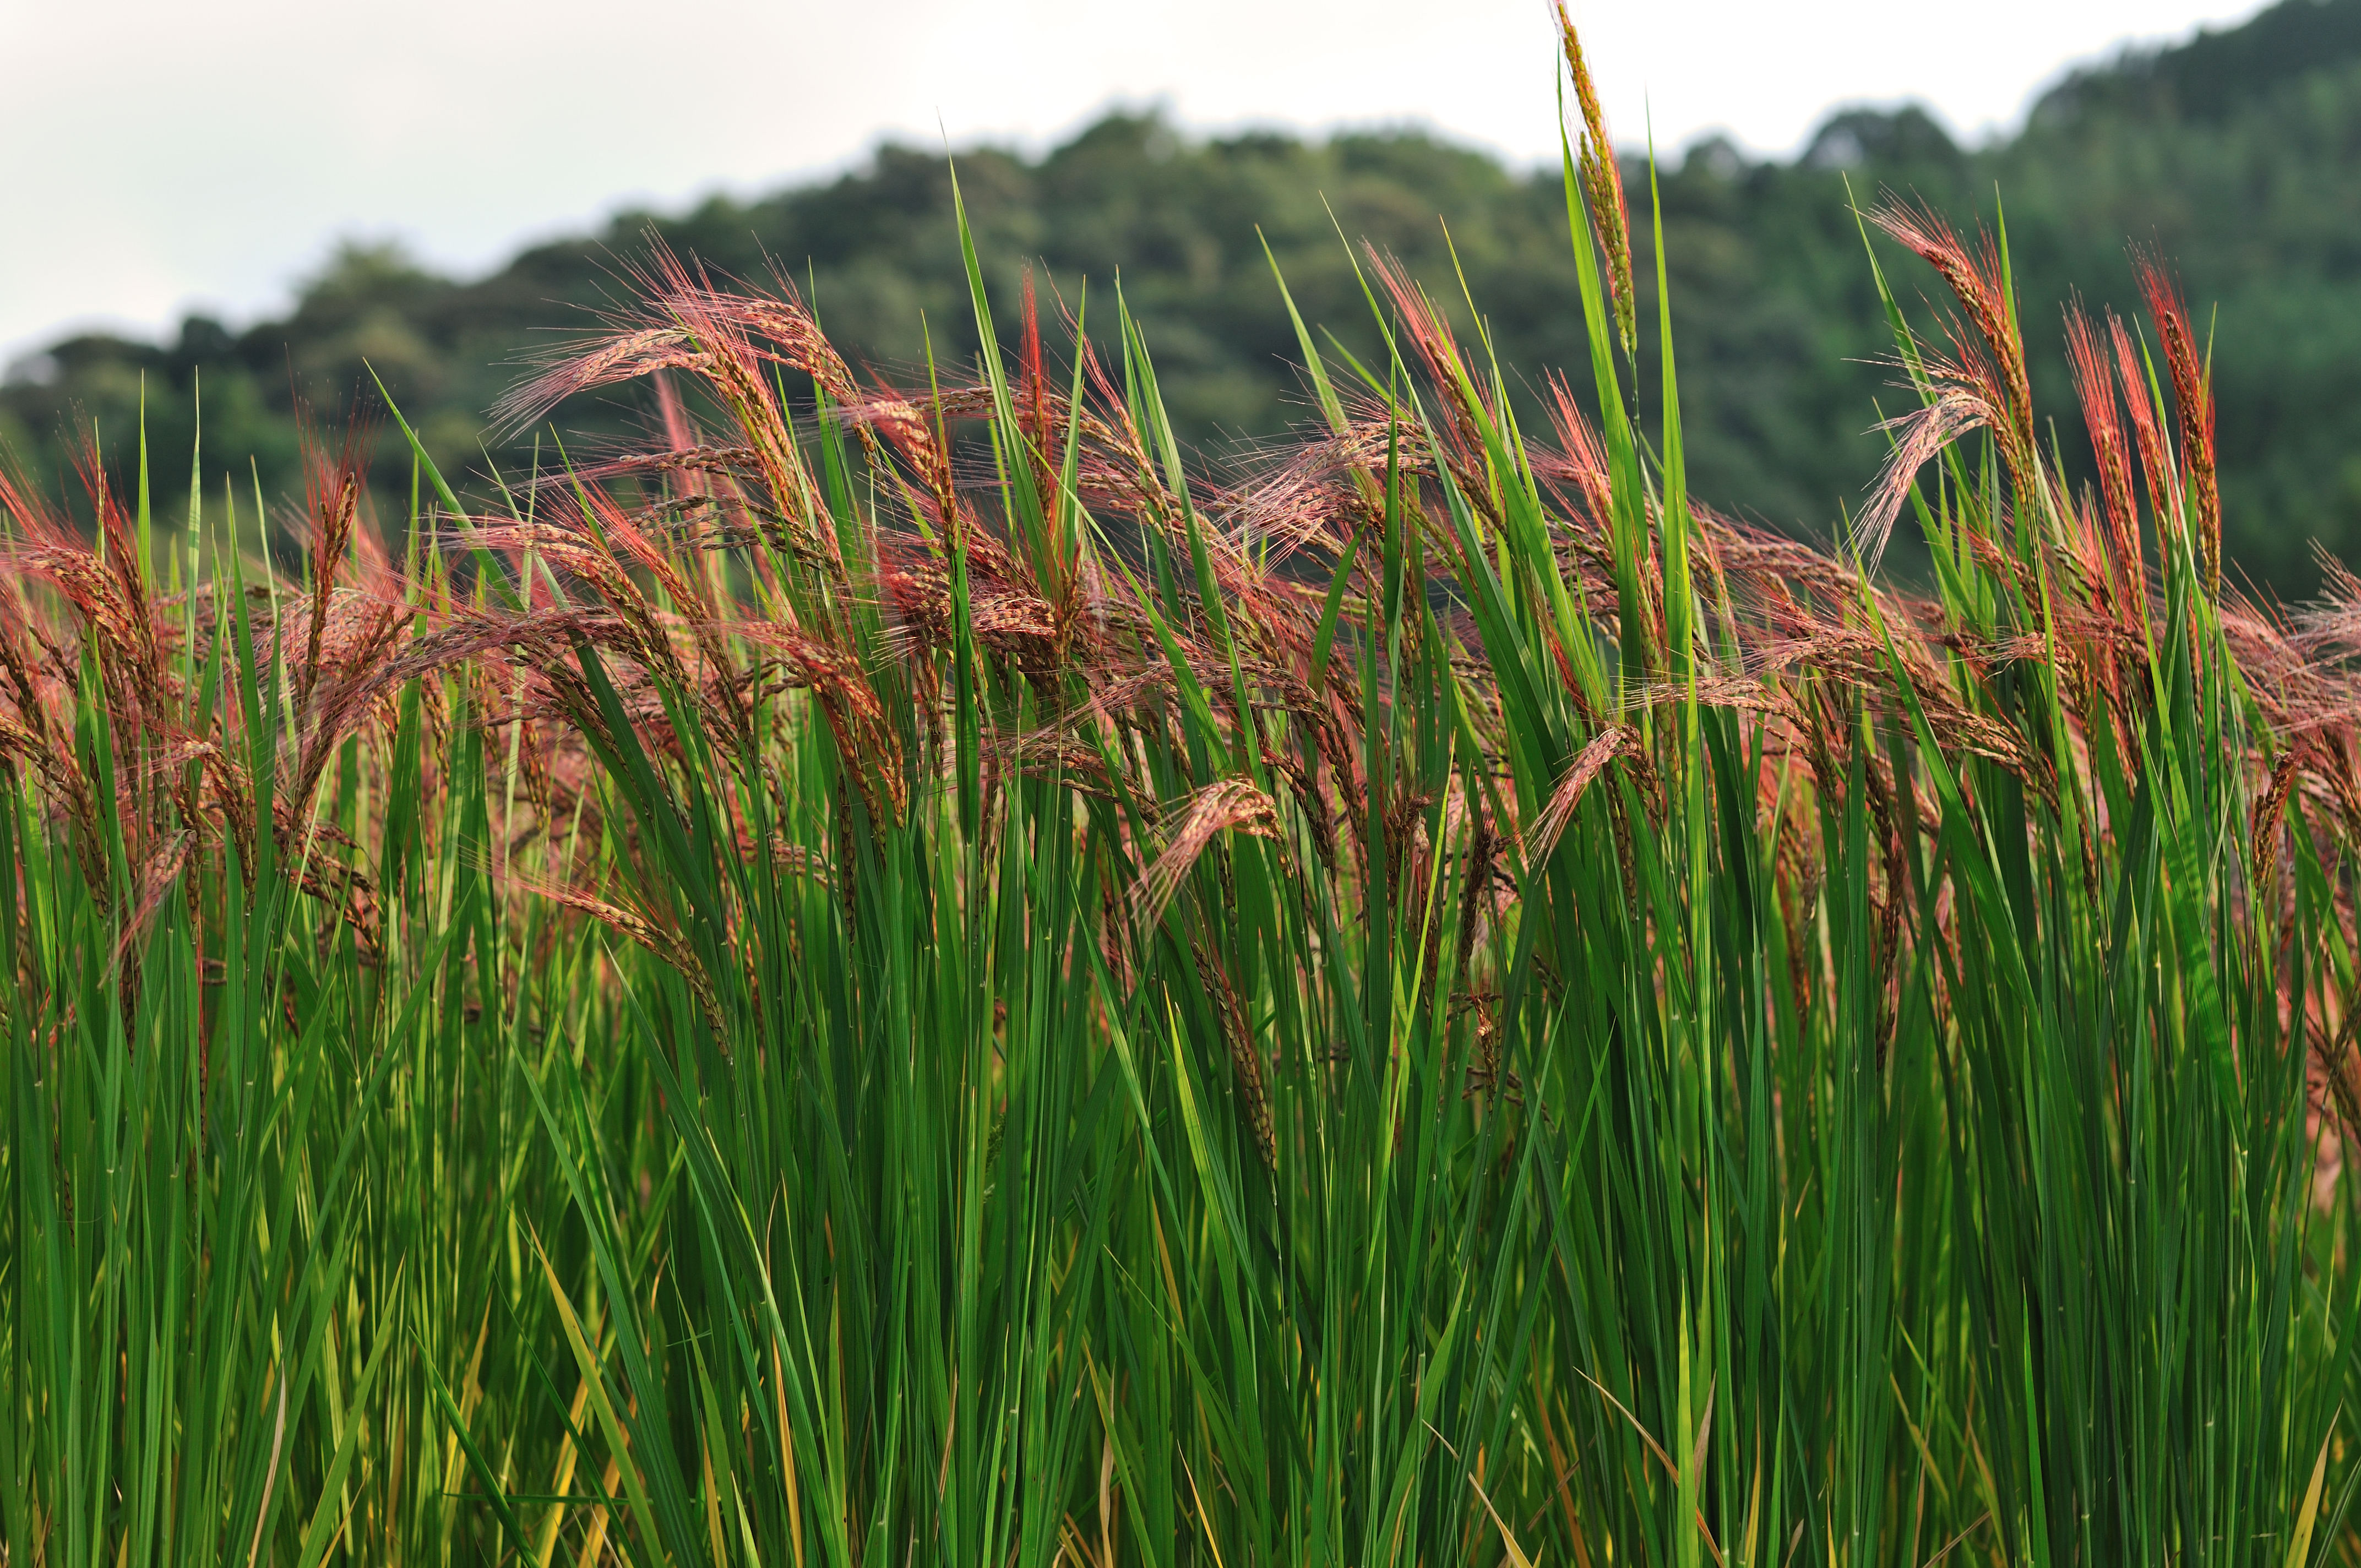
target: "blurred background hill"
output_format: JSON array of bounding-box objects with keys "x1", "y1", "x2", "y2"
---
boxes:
[{"x1": 6, "y1": 0, "x2": 2358, "y2": 592}]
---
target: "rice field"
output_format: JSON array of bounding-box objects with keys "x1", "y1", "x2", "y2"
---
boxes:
[{"x1": 6, "y1": 14, "x2": 2361, "y2": 1565}]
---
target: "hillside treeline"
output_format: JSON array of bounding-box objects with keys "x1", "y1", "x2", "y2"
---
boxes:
[{"x1": 7, "y1": 0, "x2": 2360, "y2": 591}]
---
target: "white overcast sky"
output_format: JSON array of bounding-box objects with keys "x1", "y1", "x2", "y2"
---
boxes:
[{"x1": 1, "y1": 0, "x2": 2270, "y2": 364}]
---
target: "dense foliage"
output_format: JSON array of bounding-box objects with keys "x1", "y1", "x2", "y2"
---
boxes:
[{"x1": 9, "y1": 0, "x2": 2361, "y2": 594}]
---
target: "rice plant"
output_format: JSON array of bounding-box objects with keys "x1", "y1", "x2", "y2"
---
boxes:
[{"x1": 6, "y1": 13, "x2": 2361, "y2": 1565}]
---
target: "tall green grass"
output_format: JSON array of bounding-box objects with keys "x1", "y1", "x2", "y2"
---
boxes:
[{"x1": 7, "y1": 16, "x2": 2361, "y2": 1565}]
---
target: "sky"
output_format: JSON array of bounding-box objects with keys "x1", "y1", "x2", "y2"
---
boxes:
[{"x1": 1, "y1": 0, "x2": 2272, "y2": 366}]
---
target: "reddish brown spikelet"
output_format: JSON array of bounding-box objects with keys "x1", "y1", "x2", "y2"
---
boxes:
[
  {"x1": 48, "y1": 450, "x2": 177, "y2": 750},
  {"x1": 2253, "y1": 737, "x2": 2314, "y2": 899},
  {"x1": 499, "y1": 243, "x2": 855, "y2": 435},
  {"x1": 524, "y1": 869, "x2": 728, "y2": 1047},
  {"x1": 1541, "y1": 373, "x2": 1614, "y2": 526},
  {"x1": 733, "y1": 260, "x2": 866, "y2": 406},
  {"x1": 657, "y1": 251, "x2": 862, "y2": 417},
  {"x1": 2107, "y1": 313, "x2": 2179, "y2": 528},
  {"x1": 296, "y1": 405, "x2": 376, "y2": 714},
  {"x1": 0, "y1": 497, "x2": 97, "y2": 865},
  {"x1": 498, "y1": 250, "x2": 844, "y2": 593},
  {"x1": 2064, "y1": 306, "x2": 2145, "y2": 623},
  {"x1": 2134, "y1": 252, "x2": 2219, "y2": 594},
  {"x1": 1021, "y1": 266, "x2": 1048, "y2": 440},
  {"x1": 111, "y1": 831, "x2": 196, "y2": 972},
  {"x1": 1364, "y1": 250, "x2": 1492, "y2": 463},
  {"x1": 1014, "y1": 264, "x2": 1085, "y2": 629},
  {"x1": 497, "y1": 326, "x2": 706, "y2": 433},
  {"x1": 1525, "y1": 723, "x2": 1641, "y2": 868},
  {"x1": 78, "y1": 450, "x2": 153, "y2": 629},
  {"x1": 1192, "y1": 937, "x2": 1276, "y2": 1170},
  {"x1": 848, "y1": 383, "x2": 965, "y2": 535},
  {"x1": 1871, "y1": 201, "x2": 2037, "y2": 491},
  {"x1": 1555, "y1": 2, "x2": 1635, "y2": 356},
  {"x1": 1857, "y1": 386, "x2": 1993, "y2": 567},
  {"x1": 1130, "y1": 777, "x2": 1280, "y2": 933},
  {"x1": 0, "y1": 582, "x2": 58, "y2": 749}
]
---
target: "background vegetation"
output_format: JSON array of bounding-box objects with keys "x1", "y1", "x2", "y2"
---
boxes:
[{"x1": 9, "y1": 0, "x2": 2361, "y2": 593}]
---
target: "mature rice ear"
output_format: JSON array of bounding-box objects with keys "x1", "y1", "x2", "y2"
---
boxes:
[
  {"x1": 495, "y1": 249, "x2": 839, "y2": 579},
  {"x1": 1359, "y1": 252, "x2": 1432, "y2": 358},
  {"x1": 1522, "y1": 722, "x2": 1640, "y2": 869},
  {"x1": 1554, "y1": 1, "x2": 1634, "y2": 357},
  {"x1": 515, "y1": 861, "x2": 728, "y2": 1046},
  {"x1": 844, "y1": 381, "x2": 972, "y2": 536},
  {"x1": 293, "y1": 400, "x2": 377, "y2": 716},
  {"x1": 0, "y1": 476, "x2": 75, "y2": 742},
  {"x1": 1129, "y1": 777, "x2": 1280, "y2": 934},
  {"x1": 1020, "y1": 265, "x2": 1049, "y2": 445},
  {"x1": 109, "y1": 829, "x2": 198, "y2": 971},
  {"x1": 2064, "y1": 306, "x2": 2145, "y2": 624},
  {"x1": 1854, "y1": 386, "x2": 1990, "y2": 570},
  {"x1": 1363, "y1": 248, "x2": 1484, "y2": 450},
  {"x1": 2108, "y1": 311, "x2": 2180, "y2": 530},
  {"x1": 1539, "y1": 372, "x2": 1614, "y2": 527},
  {"x1": 494, "y1": 325, "x2": 707, "y2": 435},
  {"x1": 1, "y1": 448, "x2": 183, "y2": 880},
  {"x1": 1870, "y1": 200, "x2": 2038, "y2": 493},
  {"x1": 0, "y1": 528, "x2": 102, "y2": 895},
  {"x1": 2252, "y1": 733, "x2": 2315, "y2": 904},
  {"x1": 2133, "y1": 251, "x2": 2219, "y2": 595},
  {"x1": 77, "y1": 443, "x2": 155, "y2": 630}
]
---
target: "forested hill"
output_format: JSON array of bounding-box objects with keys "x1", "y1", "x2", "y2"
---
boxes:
[{"x1": 7, "y1": 0, "x2": 2360, "y2": 592}]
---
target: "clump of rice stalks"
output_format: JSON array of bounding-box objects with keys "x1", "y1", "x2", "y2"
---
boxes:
[{"x1": 8, "y1": 15, "x2": 2361, "y2": 1568}]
